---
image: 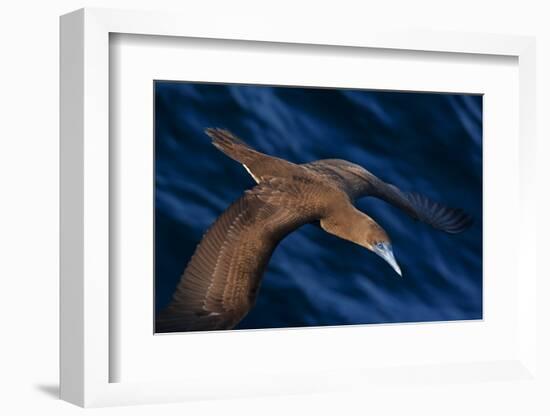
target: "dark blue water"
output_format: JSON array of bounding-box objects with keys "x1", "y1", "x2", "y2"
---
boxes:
[{"x1": 154, "y1": 81, "x2": 482, "y2": 330}]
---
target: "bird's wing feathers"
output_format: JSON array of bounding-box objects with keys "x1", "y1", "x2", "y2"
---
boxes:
[
  {"x1": 156, "y1": 179, "x2": 315, "y2": 333},
  {"x1": 370, "y1": 181, "x2": 474, "y2": 234}
]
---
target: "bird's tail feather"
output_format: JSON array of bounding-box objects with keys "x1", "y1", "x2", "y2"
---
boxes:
[{"x1": 205, "y1": 128, "x2": 263, "y2": 165}]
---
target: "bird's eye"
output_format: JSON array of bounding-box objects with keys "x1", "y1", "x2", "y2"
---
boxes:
[{"x1": 376, "y1": 242, "x2": 384, "y2": 249}]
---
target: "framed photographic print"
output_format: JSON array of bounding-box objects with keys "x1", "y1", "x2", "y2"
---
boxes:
[{"x1": 60, "y1": 8, "x2": 538, "y2": 407}]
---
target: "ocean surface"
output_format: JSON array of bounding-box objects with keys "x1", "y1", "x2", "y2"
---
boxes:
[{"x1": 154, "y1": 81, "x2": 482, "y2": 330}]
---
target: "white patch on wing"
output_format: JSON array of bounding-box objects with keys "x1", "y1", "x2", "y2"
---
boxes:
[{"x1": 242, "y1": 164, "x2": 260, "y2": 183}]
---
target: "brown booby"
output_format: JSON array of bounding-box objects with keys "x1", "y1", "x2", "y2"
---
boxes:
[{"x1": 156, "y1": 128, "x2": 472, "y2": 333}]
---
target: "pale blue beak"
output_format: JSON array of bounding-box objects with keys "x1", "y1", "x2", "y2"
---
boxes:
[{"x1": 373, "y1": 243, "x2": 402, "y2": 277}]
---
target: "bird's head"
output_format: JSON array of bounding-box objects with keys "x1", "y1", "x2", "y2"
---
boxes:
[
  {"x1": 321, "y1": 208, "x2": 402, "y2": 277},
  {"x1": 363, "y1": 223, "x2": 402, "y2": 277}
]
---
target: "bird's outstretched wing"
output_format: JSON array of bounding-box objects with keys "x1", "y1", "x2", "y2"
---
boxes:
[
  {"x1": 156, "y1": 179, "x2": 316, "y2": 333},
  {"x1": 304, "y1": 159, "x2": 472, "y2": 234},
  {"x1": 368, "y1": 182, "x2": 473, "y2": 233}
]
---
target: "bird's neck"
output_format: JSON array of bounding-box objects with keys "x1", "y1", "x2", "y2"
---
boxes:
[{"x1": 319, "y1": 203, "x2": 375, "y2": 249}]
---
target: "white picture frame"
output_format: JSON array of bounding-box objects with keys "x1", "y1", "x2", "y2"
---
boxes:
[{"x1": 60, "y1": 7, "x2": 537, "y2": 407}]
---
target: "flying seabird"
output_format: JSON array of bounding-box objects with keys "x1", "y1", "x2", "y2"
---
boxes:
[{"x1": 156, "y1": 128, "x2": 473, "y2": 333}]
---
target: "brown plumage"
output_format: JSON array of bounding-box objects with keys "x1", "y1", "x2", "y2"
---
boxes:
[{"x1": 155, "y1": 128, "x2": 473, "y2": 333}]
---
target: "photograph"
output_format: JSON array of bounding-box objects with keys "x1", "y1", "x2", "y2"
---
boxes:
[{"x1": 154, "y1": 81, "x2": 482, "y2": 333}]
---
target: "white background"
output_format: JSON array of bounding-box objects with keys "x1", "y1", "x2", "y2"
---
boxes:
[{"x1": 0, "y1": 1, "x2": 548, "y2": 415}]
